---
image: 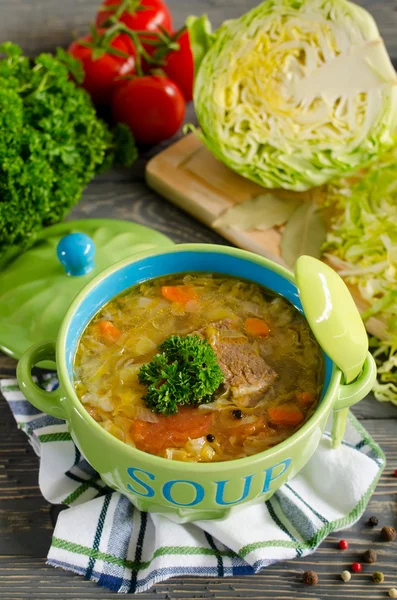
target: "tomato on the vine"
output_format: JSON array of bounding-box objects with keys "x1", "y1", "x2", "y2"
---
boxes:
[
  {"x1": 162, "y1": 30, "x2": 194, "y2": 102},
  {"x1": 96, "y1": 0, "x2": 172, "y2": 34},
  {"x1": 112, "y1": 75, "x2": 185, "y2": 145},
  {"x1": 68, "y1": 32, "x2": 136, "y2": 105}
]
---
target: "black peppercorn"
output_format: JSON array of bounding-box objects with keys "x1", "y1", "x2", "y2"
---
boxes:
[
  {"x1": 368, "y1": 516, "x2": 379, "y2": 527},
  {"x1": 381, "y1": 526, "x2": 396, "y2": 542},
  {"x1": 232, "y1": 409, "x2": 243, "y2": 419},
  {"x1": 303, "y1": 571, "x2": 318, "y2": 586},
  {"x1": 363, "y1": 549, "x2": 377, "y2": 564},
  {"x1": 206, "y1": 434, "x2": 215, "y2": 443}
]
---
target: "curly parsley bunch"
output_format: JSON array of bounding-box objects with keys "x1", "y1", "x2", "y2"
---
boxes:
[
  {"x1": 0, "y1": 42, "x2": 136, "y2": 260},
  {"x1": 138, "y1": 335, "x2": 224, "y2": 415}
]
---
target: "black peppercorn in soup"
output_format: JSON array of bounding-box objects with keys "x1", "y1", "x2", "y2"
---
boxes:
[{"x1": 74, "y1": 274, "x2": 324, "y2": 462}]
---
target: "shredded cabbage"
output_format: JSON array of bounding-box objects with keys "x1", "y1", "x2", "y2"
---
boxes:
[
  {"x1": 188, "y1": 0, "x2": 397, "y2": 191},
  {"x1": 323, "y1": 144, "x2": 397, "y2": 403}
]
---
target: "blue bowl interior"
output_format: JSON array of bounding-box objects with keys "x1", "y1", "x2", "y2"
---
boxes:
[{"x1": 66, "y1": 251, "x2": 333, "y2": 396}]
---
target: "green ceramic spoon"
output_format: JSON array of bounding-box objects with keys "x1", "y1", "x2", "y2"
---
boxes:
[{"x1": 294, "y1": 255, "x2": 369, "y2": 447}]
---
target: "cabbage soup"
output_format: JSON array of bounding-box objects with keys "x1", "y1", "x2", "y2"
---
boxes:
[{"x1": 74, "y1": 274, "x2": 324, "y2": 462}]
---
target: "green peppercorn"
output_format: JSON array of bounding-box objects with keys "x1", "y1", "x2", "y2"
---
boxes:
[
  {"x1": 362, "y1": 549, "x2": 377, "y2": 564},
  {"x1": 232, "y1": 409, "x2": 243, "y2": 419},
  {"x1": 303, "y1": 571, "x2": 318, "y2": 586},
  {"x1": 372, "y1": 572, "x2": 384, "y2": 584}
]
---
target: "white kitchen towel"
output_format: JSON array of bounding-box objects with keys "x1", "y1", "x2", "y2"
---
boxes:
[{"x1": 1, "y1": 375, "x2": 385, "y2": 594}]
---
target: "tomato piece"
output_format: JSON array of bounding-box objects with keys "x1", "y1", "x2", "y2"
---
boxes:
[
  {"x1": 163, "y1": 30, "x2": 194, "y2": 102},
  {"x1": 96, "y1": 0, "x2": 172, "y2": 33},
  {"x1": 161, "y1": 285, "x2": 198, "y2": 304},
  {"x1": 130, "y1": 407, "x2": 213, "y2": 454},
  {"x1": 112, "y1": 75, "x2": 185, "y2": 144},
  {"x1": 244, "y1": 318, "x2": 270, "y2": 338},
  {"x1": 68, "y1": 32, "x2": 136, "y2": 105},
  {"x1": 268, "y1": 404, "x2": 304, "y2": 426}
]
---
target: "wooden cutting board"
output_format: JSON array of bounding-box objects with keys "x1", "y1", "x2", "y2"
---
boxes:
[{"x1": 146, "y1": 133, "x2": 388, "y2": 340}]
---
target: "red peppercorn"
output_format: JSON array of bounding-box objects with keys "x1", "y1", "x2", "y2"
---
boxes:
[
  {"x1": 394, "y1": 469, "x2": 397, "y2": 478},
  {"x1": 338, "y1": 539, "x2": 349, "y2": 550},
  {"x1": 351, "y1": 563, "x2": 362, "y2": 573}
]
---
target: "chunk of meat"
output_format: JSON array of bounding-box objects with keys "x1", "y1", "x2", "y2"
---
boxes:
[{"x1": 200, "y1": 320, "x2": 277, "y2": 400}]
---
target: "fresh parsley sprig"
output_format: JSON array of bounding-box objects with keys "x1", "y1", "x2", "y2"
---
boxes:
[
  {"x1": 138, "y1": 335, "x2": 224, "y2": 415},
  {"x1": 0, "y1": 42, "x2": 136, "y2": 260}
]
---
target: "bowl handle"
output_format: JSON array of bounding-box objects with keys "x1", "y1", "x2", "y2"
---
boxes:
[
  {"x1": 331, "y1": 352, "x2": 377, "y2": 448},
  {"x1": 17, "y1": 340, "x2": 67, "y2": 420}
]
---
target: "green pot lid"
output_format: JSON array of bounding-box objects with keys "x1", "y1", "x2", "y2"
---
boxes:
[{"x1": 0, "y1": 219, "x2": 173, "y2": 363}]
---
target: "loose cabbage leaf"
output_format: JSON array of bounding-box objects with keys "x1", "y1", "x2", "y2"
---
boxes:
[
  {"x1": 213, "y1": 193, "x2": 299, "y2": 230},
  {"x1": 186, "y1": 15, "x2": 216, "y2": 76},
  {"x1": 190, "y1": 0, "x2": 397, "y2": 191}
]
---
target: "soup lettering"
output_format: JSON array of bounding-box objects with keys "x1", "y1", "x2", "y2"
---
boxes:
[{"x1": 74, "y1": 274, "x2": 324, "y2": 462}]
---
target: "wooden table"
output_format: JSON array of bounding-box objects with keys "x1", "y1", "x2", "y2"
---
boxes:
[{"x1": 1, "y1": 1, "x2": 397, "y2": 598}]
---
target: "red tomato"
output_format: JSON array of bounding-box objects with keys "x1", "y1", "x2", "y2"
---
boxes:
[
  {"x1": 96, "y1": 0, "x2": 172, "y2": 33},
  {"x1": 68, "y1": 33, "x2": 136, "y2": 105},
  {"x1": 112, "y1": 75, "x2": 185, "y2": 144},
  {"x1": 163, "y1": 30, "x2": 194, "y2": 102}
]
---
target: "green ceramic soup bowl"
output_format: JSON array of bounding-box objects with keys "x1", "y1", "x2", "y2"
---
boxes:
[{"x1": 17, "y1": 244, "x2": 376, "y2": 522}]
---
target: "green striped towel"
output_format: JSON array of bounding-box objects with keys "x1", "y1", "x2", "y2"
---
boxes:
[{"x1": 1, "y1": 375, "x2": 385, "y2": 594}]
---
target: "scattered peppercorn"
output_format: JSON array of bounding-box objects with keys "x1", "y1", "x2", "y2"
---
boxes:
[
  {"x1": 303, "y1": 571, "x2": 318, "y2": 585},
  {"x1": 368, "y1": 516, "x2": 379, "y2": 527},
  {"x1": 341, "y1": 570, "x2": 351, "y2": 582},
  {"x1": 381, "y1": 526, "x2": 396, "y2": 542},
  {"x1": 206, "y1": 434, "x2": 215, "y2": 443},
  {"x1": 362, "y1": 549, "x2": 377, "y2": 564},
  {"x1": 372, "y1": 571, "x2": 384, "y2": 584},
  {"x1": 232, "y1": 409, "x2": 243, "y2": 419},
  {"x1": 338, "y1": 539, "x2": 349, "y2": 550},
  {"x1": 389, "y1": 588, "x2": 397, "y2": 598},
  {"x1": 351, "y1": 563, "x2": 362, "y2": 573},
  {"x1": 394, "y1": 469, "x2": 397, "y2": 478}
]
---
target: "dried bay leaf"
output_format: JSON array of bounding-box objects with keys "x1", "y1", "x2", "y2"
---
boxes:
[
  {"x1": 281, "y1": 203, "x2": 327, "y2": 269},
  {"x1": 213, "y1": 193, "x2": 299, "y2": 231}
]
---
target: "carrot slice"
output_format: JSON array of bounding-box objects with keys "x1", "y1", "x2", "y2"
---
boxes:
[
  {"x1": 130, "y1": 407, "x2": 212, "y2": 454},
  {"x1": 296, "y1": 391, "x2": 315, "y2": 406},
  {"x1": 268, "y1": 404, "x2": 304, "y2": 426},
  {"x1": 98, "y1": 320, "x2": 121, "y2": 342},
  {"x1": 244, "y1": 318, "x2": 270, "y2": 338},
  {"x1": 161, "y1": 285, "x2": 198, "y2": 305}
]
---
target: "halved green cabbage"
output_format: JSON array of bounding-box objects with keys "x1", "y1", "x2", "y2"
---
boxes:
[{"x1": 188, "y1": 0, "x2": 397, "y2": 191}]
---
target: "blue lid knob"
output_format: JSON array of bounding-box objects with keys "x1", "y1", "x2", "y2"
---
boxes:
[{"x1": 56, "y1": 233, "x2": 96, "y2": 277}]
